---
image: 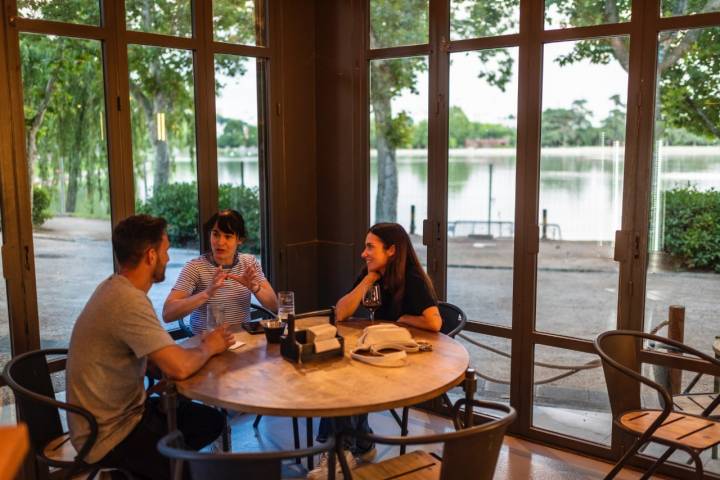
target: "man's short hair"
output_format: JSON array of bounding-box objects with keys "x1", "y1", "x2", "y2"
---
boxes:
[{"x1": 112, "y1": 214, "x2": 168, "y2": 268}]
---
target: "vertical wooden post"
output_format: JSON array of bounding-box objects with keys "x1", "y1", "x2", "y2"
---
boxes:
[
  {"x1": 410, "y1": 204, "x2": 416, "y2": 234},
  {"x1": 668, "y1": 305, "x2": 685, "y2": 394}
]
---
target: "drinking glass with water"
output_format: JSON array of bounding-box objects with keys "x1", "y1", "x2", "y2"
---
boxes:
[
  {"x1": 277, "y1": 291, "x2": 295, "y2": 321},
  {"x1": 206, "y1": 304, "x2": 225, "y2": 330}
]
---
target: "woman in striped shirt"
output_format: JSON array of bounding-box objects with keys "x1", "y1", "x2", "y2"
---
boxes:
[{"x1": 162, "y1": 209, "x2": 278, "y2": 335}]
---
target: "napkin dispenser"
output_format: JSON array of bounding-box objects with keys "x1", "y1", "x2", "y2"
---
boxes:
[{"x1": 281, "y1": 309, "x2": 344, "y2": 363}]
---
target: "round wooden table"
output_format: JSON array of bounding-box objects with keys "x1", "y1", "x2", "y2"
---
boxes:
[{"x1": 176, "y1": 319, "x2": 470, "y2": 417}]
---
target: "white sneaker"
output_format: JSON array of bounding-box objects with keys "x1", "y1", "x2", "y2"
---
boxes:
[{"x1": 307, "y1": 450, "x2": 356, "y2": 480}]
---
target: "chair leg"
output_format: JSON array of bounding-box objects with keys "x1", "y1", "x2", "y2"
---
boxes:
[
  {"x1": 604, "y1": 438, "x2": 648, "y2": 480},
  {"x1": 399, "y1": 406, "x2": 410, "y2": 455},
  {"x1": 293, "y1": 417, "x2": 301, "y2": 464},
  {"x1": 306, "y1": 417, "x2": 314, "y2": 470},
  {"x1": 221, "y1": 409, "x2": 230, "y2": 452},
  {"x1": 253, "y1": 414, "x2": 262, "y2": 429},
  {"x1": 640, "y1": 446, "x2": 676, "y2": 480},
  {"x1": 328, "y1": 447, "x2": 337, "y2": 480},
  {"x1": 688, "y1": 449, "x2": 704, "y2": 480},
  {"x1": 390, "y1": 408, "x2": 403, "y2": 428}
]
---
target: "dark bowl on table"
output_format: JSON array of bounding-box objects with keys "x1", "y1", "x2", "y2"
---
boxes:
[{"x1": 261, "y1": 320, "x2": 286, "y2": 344}]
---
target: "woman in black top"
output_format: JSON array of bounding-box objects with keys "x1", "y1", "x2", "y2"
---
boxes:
[
  {"x1": 336, "y1": 222, "x2": 442, "y2": 331},
  {"x1": 310, "y1": 223, "x2": 442, "y2": 478}
]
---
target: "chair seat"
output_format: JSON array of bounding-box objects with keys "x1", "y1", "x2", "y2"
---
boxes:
[
  {"x1": 43, "y1": 432, "x2": 78, "y2": 463},
  {"x1": 673, "y1": 393, "x2": 720, "y2": 417},
  {"x1": 352, "y1": 450, "x2": 441, "y2": 480},
  {"x1": 620, "y1": 410, "x2": 720, "y2": 450}
]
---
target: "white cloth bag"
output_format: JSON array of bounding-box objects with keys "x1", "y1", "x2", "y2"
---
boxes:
[{"x1": 351, "y1": 324, "x2": 419, "y2": 367}]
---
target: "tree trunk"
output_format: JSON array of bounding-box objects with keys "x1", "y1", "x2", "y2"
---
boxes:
[
  {"x1": 371, "y1": 93, "x2": 397, "y2": 223},
  {"x1": 25, "y1": 75, "x2": 56, "y2": 190},
  {"x1": 65, "y1": 99, "x2": 88, "y2": 213}
]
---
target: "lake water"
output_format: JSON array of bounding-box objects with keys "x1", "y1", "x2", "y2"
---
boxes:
[{"x1": 169, "y1": 147, "x2": 720, "y2": 242}]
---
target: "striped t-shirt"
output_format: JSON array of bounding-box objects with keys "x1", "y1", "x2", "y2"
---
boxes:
[{"x1": 172, "y1": 252, "x2": 267, "y2": 335}]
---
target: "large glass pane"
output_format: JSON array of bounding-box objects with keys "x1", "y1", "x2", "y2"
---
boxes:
[
  {"x1": 213, "y1": 0, "x2": 267, "y2": 46},
  {"x1": 662, "y1": 0, "x2": 720, "y2": 17},
  {"x1": 370, "y1": 0, "x2": 428, "y2": 49},
  {"x1": 535, "y1": 38, "x2": 629, "y2": 340},
  {"x1": 544, "y1": 0, "x2": 630, "y2": 30},
  {"x1": 532, "y1": 345, "x2": 611, "y2": 445},
  {"x1": 369, "y1": 56, "x2": 428, "y2": 245},
  {"x1": 17, "y1": 0, "x2": 100, "y2": 25},
  {"x1": 129, "y1": 45, "x2": 199, "y2": 319},
  {"x1": 447, "y1": 332, "x2": 511, "y2": 405},
  {"x1": 646, "y1": 28, "x2": 720, "y2": 362},
  {"x1": 450, "y1": 0, "x2": 519, "y2": 40},
  {"x1": 19, "y1": 34, "x2": 113, "y2": 350},
  {"x1": 125, "y1": 0, "x2": 192, "y2": 38},
  {"x1": 215, "y1": 55, "x2": 264, "y2": 258},
  {"x1": 447, "y1": 48, "x2": 518, "y2": 326}
]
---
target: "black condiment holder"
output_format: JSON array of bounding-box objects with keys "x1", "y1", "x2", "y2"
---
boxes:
[{"x1": 280, "y1": 309, "x2": 344, "y2": 364}]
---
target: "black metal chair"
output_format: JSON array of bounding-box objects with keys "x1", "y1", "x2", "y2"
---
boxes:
[
  {"x1": 177, "y1": 302, "x2": 276, "y2": 338},
  {"x1": 392, "y1": 301, "x2": 468, "y2": 453},
  {"x1": 337, "y1": 394, "x2": 516, "y2": 479},
  {"x1": 595, "y1": 330, "x2": 720, "y2": 479},
  {"x1": 1, "y1": 348, "x2": 120, "y2": 480},
  {"x1": 158, "y1": 429, "x2": 340, "y2": 480},
  {"x1": 438, "y1": 301, "x2": 467, "y2": 337},
  {"x1": 252, "y1": 307, "x2": 336, "y2": 470}
]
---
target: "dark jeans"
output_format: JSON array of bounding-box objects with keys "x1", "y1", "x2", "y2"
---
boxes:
[
  {"x1": 98, "y1": 397, "x2": 224, "y2": 480},
  {"x1": 317, "y1": 415, "x2": 374, "y2": 454}
]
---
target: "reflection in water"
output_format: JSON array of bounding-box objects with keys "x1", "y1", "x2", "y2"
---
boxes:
[{"x1": 377, "y1": 148, "x2": 718, "y2": 241}]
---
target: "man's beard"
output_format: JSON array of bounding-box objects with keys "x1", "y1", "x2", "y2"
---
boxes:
[{"x1": 153, "y1": 261, "x2": 167, "y2": 283}]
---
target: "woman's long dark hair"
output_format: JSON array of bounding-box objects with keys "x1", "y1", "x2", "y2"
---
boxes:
[{"x1": 363, "y1": 222, "x2": 437, "y2": 318}]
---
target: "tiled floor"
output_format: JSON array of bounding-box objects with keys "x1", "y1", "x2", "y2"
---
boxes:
[{"x1": 227, "y1": 408, "x2": 669, "y2": 479}]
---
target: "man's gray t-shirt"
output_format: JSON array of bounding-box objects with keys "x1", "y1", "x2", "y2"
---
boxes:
[{"x1": 67, "y1": 274, "x2": 174, "y2": 463}]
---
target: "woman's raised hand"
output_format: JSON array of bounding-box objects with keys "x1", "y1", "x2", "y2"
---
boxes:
[
  {"x1": 204, "y1": 266, "x2": 228, "y2": 298},
  {"x1": 227, "y1": 264, "x2": 260, "y2": 293}
]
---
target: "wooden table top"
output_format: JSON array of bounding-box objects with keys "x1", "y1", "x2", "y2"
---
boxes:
[
  {"x1": 0, "y1": 424, "x2": 29, "y2": 480},
  {"x1": 176, "y1": 319, "x2": 469, "y2": 417}
]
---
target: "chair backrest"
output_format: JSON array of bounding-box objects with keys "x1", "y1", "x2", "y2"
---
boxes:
[
  {"x1": 250, "y1": 303, "x2": 277, "y2": 320},
  {"x1": 3, "y1": 349, "x2": 65, "y2": 450},
  {"x1": 438, "y1": 302, "x2": 467, "y2": 338},
  {"x1": 158, "y1": 430, "x2": 337, "y2": 480},
  {"x1": 594, "y1": 330, "x2": 719, "y2": 419},
  {"x1": 441, "y1": 399, "x2": 515, "y2": 480},
  {"x1": 2, "y1": 348, "x2": 98, "y2": 465},
  {"x1": 338, "y1": 398, "x2": 515, "y2": 480}
]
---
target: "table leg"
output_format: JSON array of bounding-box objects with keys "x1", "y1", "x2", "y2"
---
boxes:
[{"x1": 306, "y1": 417, "x2": 314, "y2": 470}]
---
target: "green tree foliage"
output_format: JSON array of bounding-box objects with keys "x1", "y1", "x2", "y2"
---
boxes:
[
  {"x1": 217, "y1": 117, "x2": 258, "y2": 148},
  {"x1": 136, "y1": 182, "x2": 261, "y2": 253},
  {"x1": 663, "y1": 187, "x2": 720, "y2": 272},
  {"x1": 21, "y1": 33, "x2": 108, "y2": 217},
  {"x1": 548, "y1": 0, "x2": 720, "y2": 142},
  {"x1": 32, "y1": 186, "x2": 52, "y2": 226}
]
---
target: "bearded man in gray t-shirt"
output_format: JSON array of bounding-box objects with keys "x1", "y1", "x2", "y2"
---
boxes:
[{"x1": 67, "y1": 215, "x2": 234, "y2": 479}]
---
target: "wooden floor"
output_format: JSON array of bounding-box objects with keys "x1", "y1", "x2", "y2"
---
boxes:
[{"x1": 229, "y1": 409, "x2": 668, "y2": 479}]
